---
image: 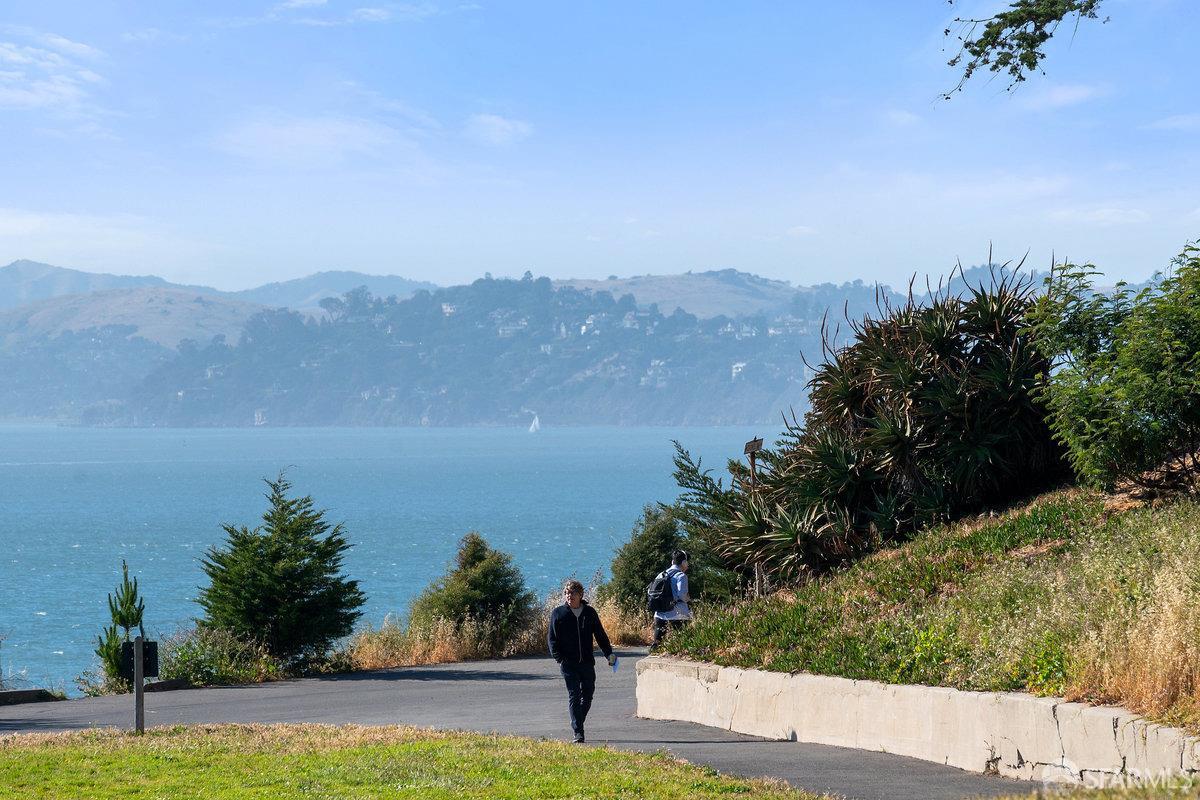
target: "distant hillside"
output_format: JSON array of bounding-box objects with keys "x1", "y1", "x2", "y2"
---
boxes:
[
  {"x1": 0, "y1": 287, "x2": 267, "y2": 348},
  {"x1": 230, "y1": 270, "x2": 438, "y2": 310},
  {"x1": 0, "y1": 260, "x2": 216, "y2": 310},
  {"x1": 555, "y1": 269, "x2": 803, "y2": 318}
]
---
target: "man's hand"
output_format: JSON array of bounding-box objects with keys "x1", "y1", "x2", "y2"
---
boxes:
[{"x1": 606, "y1": 652, "x2": 617, "y2": 667}]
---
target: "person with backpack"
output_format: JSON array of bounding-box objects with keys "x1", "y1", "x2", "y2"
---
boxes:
[
  {"x1": 648, "y1": 549, "x2": 692, "y2": 650},
  {"x1": 547, "y1": 579, "x2": 616, "y2": 744}
]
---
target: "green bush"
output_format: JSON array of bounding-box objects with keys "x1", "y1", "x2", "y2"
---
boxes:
[
  {"x1": 599, "y1": 506, "x2": 682, "y2": 615},
  {"x1": 675, "y1": 272, "x2": 1065, "y2": 581},
  {"x1": 198, "y1": 475, "x2": 366, "y2": 662},
  {"x1": 159, "y1": 627, "x2": 286, "y2": 686},
  {"x1": 409, "y1": 532, "x2": 538, "y2": 653},
  {"x1": 1031, "y1": 242, "x2": 1200, "y2": 492},
  {"x1": 599, "y1": 504, "x2": 738, "y2": 615}
]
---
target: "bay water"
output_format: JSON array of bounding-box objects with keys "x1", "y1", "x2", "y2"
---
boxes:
[{"x1": 0, "y1": 425, "x2": 759, "y2": 694}]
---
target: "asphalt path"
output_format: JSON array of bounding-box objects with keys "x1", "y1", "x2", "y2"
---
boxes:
[{"x1": 0, "y1": 650, "x2": 1036, "y2": 800}]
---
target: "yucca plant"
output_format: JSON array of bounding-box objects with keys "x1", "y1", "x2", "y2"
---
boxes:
[{"x1": 675, "y1": 264, "x2": 1066, "y2": 583}]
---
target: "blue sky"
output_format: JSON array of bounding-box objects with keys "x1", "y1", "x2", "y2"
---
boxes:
[{"x1": 0, "y1": 1, "x2": 1195, "y2": 289}]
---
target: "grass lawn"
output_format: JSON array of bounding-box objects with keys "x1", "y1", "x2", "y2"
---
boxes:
[{"x1": 0, "y1": 723, "x2": 822, "y2": 799}]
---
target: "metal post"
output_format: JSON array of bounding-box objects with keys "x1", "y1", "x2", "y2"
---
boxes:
[
  {"x1": 743, "y1": 436, "x2": 766, "y2": 598},
  {"x1": 134, "y1": 634, "x2": 144, "y2": 734}
]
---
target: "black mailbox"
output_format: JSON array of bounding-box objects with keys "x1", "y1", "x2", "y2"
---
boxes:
[{"x1": 119, "y1": 640, "x2": 159, "y2": 681}]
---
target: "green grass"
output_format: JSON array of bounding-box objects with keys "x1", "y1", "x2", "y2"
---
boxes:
[
  {"x1": 666, "y1": 490, "x2": 1200, "y2": 732},
  {"x1": 0, "y1": 724, "x2": 822, "y2": 800}
]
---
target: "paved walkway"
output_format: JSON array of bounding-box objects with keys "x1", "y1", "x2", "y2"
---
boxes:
[{"x1": 0, "y1": 650, "x2": 1035, "y2": 800}]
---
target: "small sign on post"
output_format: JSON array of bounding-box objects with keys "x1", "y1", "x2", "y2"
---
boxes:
[
  {"x1": 744, "y1": 437, "x2": 766, "y2": 597},
  {"x1": 134, "y1": 635, "x2": 145, "y2": 734}
]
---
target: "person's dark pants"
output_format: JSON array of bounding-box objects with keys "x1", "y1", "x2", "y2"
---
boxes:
[
  {"x1": 559, "y1": 660, "x2": 596, "y2": 739},
  {"x1": 651, "y1": 618, "x2": 686, "y2": 650}
]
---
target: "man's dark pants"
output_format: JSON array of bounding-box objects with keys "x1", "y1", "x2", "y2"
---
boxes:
[
  {"x1": 651, "y1": 618, "x2": 686, "y2": 650},
  {"x1": 559, "y1": 660, "x2": 596, "y2": 738}
]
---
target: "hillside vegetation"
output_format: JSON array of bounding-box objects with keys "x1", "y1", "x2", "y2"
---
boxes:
[{"x1": 667, "y1": 491, "x2": 1200, "y2": 731}]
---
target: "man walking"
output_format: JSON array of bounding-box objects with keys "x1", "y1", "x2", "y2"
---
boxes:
[
  {"x1": 548, "y1": 579, "x2": 616, "y2": 743},
  {"x1": 651, "y1": 549, "x2": 692, "y2": 650}
]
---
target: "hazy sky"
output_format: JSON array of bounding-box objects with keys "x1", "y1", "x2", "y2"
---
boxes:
[{"x1": 0, "y1": 1, "x2": 1196, "y2": 290}]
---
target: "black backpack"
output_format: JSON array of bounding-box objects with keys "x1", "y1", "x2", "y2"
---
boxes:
[{"x1": 645, "y1": 571, "x2": 676, "y2": 613}]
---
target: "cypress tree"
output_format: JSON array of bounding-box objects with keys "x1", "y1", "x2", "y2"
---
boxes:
[{"x1": 199, "y1": 474, "x2": 366, "y2": 661}]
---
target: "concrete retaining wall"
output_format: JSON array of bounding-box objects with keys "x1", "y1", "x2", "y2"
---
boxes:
[{"x1": 636, "y1": 656, "x2": 1200, "y2": 786}]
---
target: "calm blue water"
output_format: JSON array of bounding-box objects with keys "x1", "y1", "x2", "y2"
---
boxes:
[{"x1": 0, "y1": 425, "x2": 758, "y2": 694}]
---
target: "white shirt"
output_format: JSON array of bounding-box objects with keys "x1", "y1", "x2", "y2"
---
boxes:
[{"x1": 653, "y1": 566, "x2": 692, "y2": 621}]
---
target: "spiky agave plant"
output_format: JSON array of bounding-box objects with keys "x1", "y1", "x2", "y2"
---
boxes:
[{"x1": 674, "y1": 264, "x2": 1065, "y2": 584}]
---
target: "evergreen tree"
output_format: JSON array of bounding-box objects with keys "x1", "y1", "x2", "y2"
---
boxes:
[
  {"x1": 109, "y1": 559, "x2": 146, "y2": 641},
  {"x1": 94, "y1": 559, "x2": 146, "y2": 686},
  {"x1": 199, "y1": 474, "x2": 366, "y2": 661},
  {"x1": 409, "y1": 532, "x2": 537, "y2": 651}
]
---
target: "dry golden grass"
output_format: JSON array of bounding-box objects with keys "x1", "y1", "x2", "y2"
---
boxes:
[
  {"x1": 1069, "y1": 561, "x2": 1200, "y2": 722},
  {"x1": 346, "y1": 589, "x2": 650, "y2": 672},
  {"x1": 592, "y1": 593, "x2": 653, "y2": 646}
]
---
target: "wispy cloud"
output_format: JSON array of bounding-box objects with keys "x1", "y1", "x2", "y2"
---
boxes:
[
  {"x1": 120, "y1": 28, "x2": 187, "y2": 44},
  {"x1": 464, "y1": 113, "x2": 532, "y2": 146},
  {"x1": 232, "y1": 1, "x2": 439, "y2": 27},
  {"x1": 1143, "y1": 113, "x2": 1200, "y2": 131},
  {"x1": 885, "y1": 109, "x2": 921, "y2": 127},
  {"x1": 0, "y1": 30, "x2": 107, "y2": 119},
  {"x1": 215, "y1": 113, "x2": 402, "y2": 166},
  {"x1": 786, "y1": 225, "x2": 817, "y2": 237},
  {"x1": 1051, "y1": 206, "x2": 1150, "y2": 226},
  {"x1": 1018, "y1": 83, "x2": 1105, "y2": 111},
  {"x1": 338, "y1": 80, "x2": 441, "y2": 132}
]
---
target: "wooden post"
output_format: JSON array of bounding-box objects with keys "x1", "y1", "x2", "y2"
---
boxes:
[{"x1": 134, "y1": 634, "x2": 144, "y2": 734}]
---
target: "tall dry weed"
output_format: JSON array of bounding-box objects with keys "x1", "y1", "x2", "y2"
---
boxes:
[
  {"x1": 1070, "y1": 563, "x2": 1200, "y2": 720},
  {"x1": 345, "y1": 582, "x2": 649, "y2": 671}
]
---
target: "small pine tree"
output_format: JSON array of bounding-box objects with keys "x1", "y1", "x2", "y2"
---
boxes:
[
  {"x1": 95, "y1": 559, "x2": 146, "y2": 686},
  {"x1": 109, "y1": 559, "x2": 146, "y2": 641},
  {"x1": 409, "y1": 532, "x2": 537, "y2": 651},
  {"x1": 199, "y1": 474, "x2": 366, "y2": 661}
]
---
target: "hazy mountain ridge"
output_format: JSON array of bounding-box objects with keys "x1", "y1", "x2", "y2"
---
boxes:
[
  {"x1": 229, "y1": 271, "x2": 439, "y2": 311},
  {"x1": 554, "y1": 269, "x2": 803, "y2": 318},
  {"x1": 0, "y1": 260, "x2": 438, "y2": 315},
  {"x1": 0, "y1": 260, "x2": 214, "y2": 310},
  {"x1": 0, "y1": 288, "x2": 268, "y2": 348}
]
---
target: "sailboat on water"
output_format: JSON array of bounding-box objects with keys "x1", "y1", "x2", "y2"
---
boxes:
[{"x1": 528, "y1": 414, "x2": 541, "y2": 433}]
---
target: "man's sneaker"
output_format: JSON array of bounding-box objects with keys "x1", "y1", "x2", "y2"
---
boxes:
[{"x1": 572, "y1": 733, "x2": 585, "y2": 744}]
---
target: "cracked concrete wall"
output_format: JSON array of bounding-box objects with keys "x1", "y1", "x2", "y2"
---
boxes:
[{"x1": 635, "y1": 656, "x2": 1200, "y2": 785}]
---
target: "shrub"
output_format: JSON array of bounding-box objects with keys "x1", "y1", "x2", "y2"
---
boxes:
[
  {"x1": 674, "y1": 270, "x2": 1065, "y2": 582},
  {"x1": 198, "y1": 475, "x2": 366, "y2": 662},
  {"x1": 599, "y1": 506, "x2": 684, "y2": 614},
  {"x1": 408, "y1": 532, "x2": 538, "y2": 654},
  {"x1": 1030, "y1": 242, "x2": 1200, "y2": 493},
  {"x1": 159, "y1": 627, "x2": 286, "y2": 686}
]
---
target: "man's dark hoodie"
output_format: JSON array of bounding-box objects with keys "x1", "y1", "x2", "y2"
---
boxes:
[{"x1": 547, "y1": 600, "x2": 613, "y2": 664}]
